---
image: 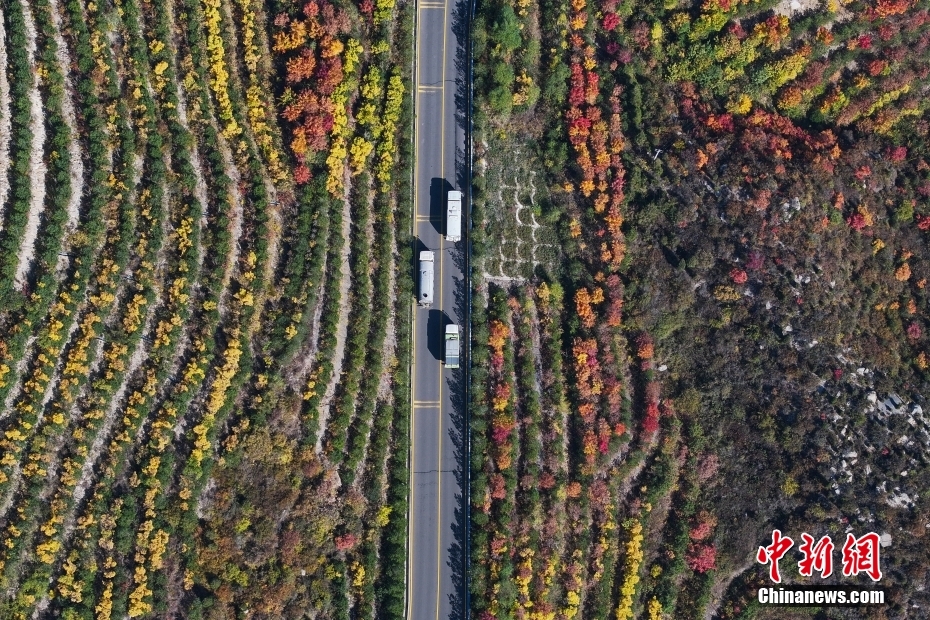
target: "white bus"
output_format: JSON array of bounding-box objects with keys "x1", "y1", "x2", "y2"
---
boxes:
[
  {"x1": 418, "y1": 251, "x2": 434, "y2": 307},
  {"x1": 446, "y1": 190, "x2": 462, "y2": 242}
]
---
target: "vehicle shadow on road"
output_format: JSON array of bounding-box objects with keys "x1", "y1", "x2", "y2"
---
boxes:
[
  {"x1": 446, "y1": 364, "x2": 468, "y2": 620},
  {"x1": 430, "y1": 178, "x2": 453, "y2": 237},
  {"x1": 427, "y1": 309, "x2": 452, "y2": 361}
]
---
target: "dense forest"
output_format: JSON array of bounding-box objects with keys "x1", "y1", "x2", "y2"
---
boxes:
[{"x1": 468, "y1": 0, "x2": 930, "y2": 616}]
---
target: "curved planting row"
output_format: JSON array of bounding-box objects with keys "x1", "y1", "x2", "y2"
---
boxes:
[{"x1": 0, "y1": 0, "x2": 415, "y2": 616}]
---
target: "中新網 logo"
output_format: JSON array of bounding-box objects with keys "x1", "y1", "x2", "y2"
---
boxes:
[{"x1": 757, "y1": 530, "x2": 883, "y2": 583}]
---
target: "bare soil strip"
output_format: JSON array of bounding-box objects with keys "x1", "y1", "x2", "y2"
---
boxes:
[
  {"x1": 13, "y1": 0, "x2": 48, "y2": 287},
  {"x1": 215, "y1": 128, "x2": 243, "y2": 317},
  {"x1": 377, "y1": 228, "x2": 398, "y2": 401}
]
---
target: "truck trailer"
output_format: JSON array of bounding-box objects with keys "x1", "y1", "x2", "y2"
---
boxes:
[
  {"x1": 446, "y1": 190, "x2": 462, "y2": 242},
  {"x1": 445, "y1": 324, "x2": 460, "y2": 368},
  {"x1": 418, "y1": 251, "x2": 434, "y2": 307}
]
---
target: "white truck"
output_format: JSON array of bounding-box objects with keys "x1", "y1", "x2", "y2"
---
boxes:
[
  {"x1": 418, "y1": 251, "x2": 434, "y2": 307},
  {"x1": 446, "y1": 190, "x2": 462, "y2": 242},
  {"x1": 445, "y1": 324, "x2": 460, "y2": 368}
]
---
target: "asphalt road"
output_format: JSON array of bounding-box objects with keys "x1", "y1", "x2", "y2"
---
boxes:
[{"x1": 407, "y1": 0, "x2": 468, "y2": 616}]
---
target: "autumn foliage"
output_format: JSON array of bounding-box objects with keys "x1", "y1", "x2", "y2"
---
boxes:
[{"x1": 274, "y1": 2, "x2": 354, "y2": 186}]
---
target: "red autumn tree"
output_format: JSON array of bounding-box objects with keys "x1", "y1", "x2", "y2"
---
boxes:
[
  {"x1": 887, "y1": 146, "x2": 907, "y2": 162},
  {"x1": 689, "y1": 511, "x2": 718, "y2": 541},
  {"x1": 294, "y1": 164, "x2": 311, "y2": 184},
  {"x1": 286, "y1": 50, "x2": 317, "y2": 83},
  {"x1": 636, "y1": 334, "x2": 654, "y2": 360},
  {"x1": 539, "y1": 471, "x2": 556, "y2": 489},
  {"x1": 602, "y1": 12, "x2": 620, "y2": 31},
  {"x1": 687, "y1": 543, "x2": 717, "y2": 573},
  {"x1": 489, "y1": 473, "x2": 507, "y2": 500},
  {"x1": 847, "y1": 212, "x2": 867, "y2": 231},
  {"x1": 335, "y1": 533, "x2": 358, "y2": 550},
  {"x1": 642, "y1": 403, "x2": 660, "y2": 435}
]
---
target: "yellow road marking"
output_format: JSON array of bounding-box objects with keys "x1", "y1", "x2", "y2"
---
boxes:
[{"x1": 418, "y1": 85, "x2": 443, "y2": 91}]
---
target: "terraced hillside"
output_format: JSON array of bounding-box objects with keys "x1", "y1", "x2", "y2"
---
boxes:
[
  {"x1": 0, "y1": 0, "x2": 413, "y2": 617},
  {"x1": 469, "y1": 0, "x2": 930, "y2": 617}
]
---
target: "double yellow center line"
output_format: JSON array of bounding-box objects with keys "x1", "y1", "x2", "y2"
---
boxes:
[{"x1": 408, "y1": 0, "x2": 451, "y2": 618}]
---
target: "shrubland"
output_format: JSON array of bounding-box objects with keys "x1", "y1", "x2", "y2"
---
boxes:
[{"x1": 470, "y1": 0, "x2": 930, "y2": 616}]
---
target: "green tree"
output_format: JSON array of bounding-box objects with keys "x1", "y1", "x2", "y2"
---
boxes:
[{"x1": 491, "y1": 5, "x2": 522, "y2": 57}]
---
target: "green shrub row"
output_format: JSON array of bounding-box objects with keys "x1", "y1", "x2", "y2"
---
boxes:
[
  {"x1": 325, "y1": 174, "x2": 375, "y2": 463},
  {"x1": 0, "y1": 1, "x2": 35, "y2": 303},
  {"x1": 375, "y1": 3, "x2": 416, "y2": 614}
]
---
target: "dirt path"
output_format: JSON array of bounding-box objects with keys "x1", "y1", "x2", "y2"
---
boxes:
[
  {"x1": 13, "y1": 0, "x2": 48, "y2": 287},
  {"x1": 704, "y1": 560, "x2": 755, "y2": 620},
  {"x1": 526, "y1": 291, "x2": 545, "y2": 402},
  {"x1": 315, "y1": 177, "x2": 354, "y2": 454},
  {"x1": 29, "y1": 0, "x2": 92, "y2": 419},
  {"x1": 612, "y1": 444, "x2": 652, "y2": 498},
  {"x1": 215, "y1": 128, "x2": 243, "y2": 317},
  {"x1": 0, "y1": 10, "x2": 11, "y2": 218},
  {"x1": 48, "y1": 0, "x2": 83, "y2": 229},
  {"x1": 345, "y1": 182, "x2": 382, "y2": 483},
  {"x1": 377, "y1": 226, "x2": 399, "y2": 401},
  {"x1": 291, "y1": 277, "x2": 328, "y2": 390},
  {"x1": 249, "y1": 169, "x2": 282, "y2": 341}
]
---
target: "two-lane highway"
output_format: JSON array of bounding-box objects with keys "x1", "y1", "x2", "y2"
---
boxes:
[{"x1": 407, "y1": 0, "x2": 467, "y2": 616}]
